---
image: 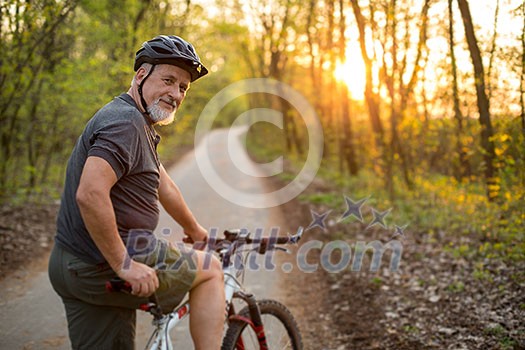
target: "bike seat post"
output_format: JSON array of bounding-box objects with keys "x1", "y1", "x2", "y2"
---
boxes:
[{"x1": 146, "y1": 293, "x2": 164, "y2": 320}]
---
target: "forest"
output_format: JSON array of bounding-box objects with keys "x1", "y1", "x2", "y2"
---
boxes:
[
  {"x1": 2, "y1": 0, "x2": 523, "y2": 257},
  {"x1": 1, "y1": 0, "x2": 524, "y2": 347}
]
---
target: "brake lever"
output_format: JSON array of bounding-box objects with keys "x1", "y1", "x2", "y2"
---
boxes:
[
  {"x1": 256, "y1": 245, "x2": 290, "y2": 254},
  {"x1": 288, "y1": 226, "x2": 304, "y2": 244},
  {"x1": 275, "y1": 246, "x2": 289, "y2": 253}
]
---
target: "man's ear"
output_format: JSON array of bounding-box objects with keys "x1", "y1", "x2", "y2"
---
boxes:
[{"x1": 135, "y1": 66, "x2": 148, "y2": 85}]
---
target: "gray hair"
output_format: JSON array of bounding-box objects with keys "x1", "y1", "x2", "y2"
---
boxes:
[{"x1": 131, "y1": 63, "x2": 153, "y2": 86}]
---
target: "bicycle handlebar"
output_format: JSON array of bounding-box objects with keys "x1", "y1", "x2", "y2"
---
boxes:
[
  {"x1": 106, "y1": 227, "x2": 304, "y2": 295},
  {"x1": 211, "y1": 226, "x2": 303, "y2": 254}
]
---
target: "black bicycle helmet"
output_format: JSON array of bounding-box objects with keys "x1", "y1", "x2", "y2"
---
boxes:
[{"x1": 134, "y1": 35, "x2": 208, "y2": 82}]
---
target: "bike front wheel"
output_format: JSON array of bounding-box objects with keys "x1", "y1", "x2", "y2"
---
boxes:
[{"x1": 221, "y1": 299, "x2": 303, "y2": 350}]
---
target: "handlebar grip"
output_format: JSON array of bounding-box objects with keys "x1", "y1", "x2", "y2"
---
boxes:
[
  {"x1": 275, "y1": 237, "x2": 290, "y2": 244},
  {"x1": 245, "y1": 236, "x2": 290, "y2": 245},
  {"x1": 106, "y1": 279, "x2": 161, "y2": 314},
  {"x1": 105, "y1": 278, "x2": 132, "y2": 293},
  {"x1": 255, "y1": 236, "x2": 289, "y2": 253}
]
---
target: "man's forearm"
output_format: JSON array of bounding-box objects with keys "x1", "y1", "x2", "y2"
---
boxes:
[
  {"x1": 158, "y1": 164, "x2": 204, "y2": 240},
  {"x1": 159, "y1": 179, "x2": 200, "y2": 231}
]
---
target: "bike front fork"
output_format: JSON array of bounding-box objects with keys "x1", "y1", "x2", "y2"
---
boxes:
[{"x1": 228, "y1": 291, "x2": 268, "y2": 349}]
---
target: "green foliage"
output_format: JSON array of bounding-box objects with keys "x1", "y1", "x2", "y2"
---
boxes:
[
  {"x1": 403, "y1": 324, "x2": 421, "y2": 335},
  {"x1": 299, "y1": 192, "x2": 341, "y2": 207},
  {"x1": 0, "y1": 0, "x2": 80, "y2": 201},
  {"x1": 370, "y1": 276, "x2": 383, "y2": 287},
  {"x1": 245, "y1": 121, "x2": 286, "y2": 161},
  {"x1": 446, "y1": 280, "x2": 465, "y2": 293},
  {"x1": 0, "y1": 0, "x2": 249, "y2": 203},
  {"x1": 484, "y1": 324, "x2": 519, "y2": 350}
]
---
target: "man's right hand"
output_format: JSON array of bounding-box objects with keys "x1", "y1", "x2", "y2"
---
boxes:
[{"x1": 117, "y1": 259, "x2": 159, "y2": 297}]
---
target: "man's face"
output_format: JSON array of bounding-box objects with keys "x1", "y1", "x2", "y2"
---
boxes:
[{"x1": 137, "y1": 64, "x2": 191, "y2": 125}]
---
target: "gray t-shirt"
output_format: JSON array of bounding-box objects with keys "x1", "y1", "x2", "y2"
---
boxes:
[{"x1": 55, "y1": 93, "x2": 161, "y2": 264}]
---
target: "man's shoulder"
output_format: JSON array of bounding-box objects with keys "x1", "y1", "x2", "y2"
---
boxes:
[
  {"x1": 91, "y1": 94, "x2": 145, "y2": 129},
  {"x1": 98, "y1": 94, "x2": 141, "y2": 118}
]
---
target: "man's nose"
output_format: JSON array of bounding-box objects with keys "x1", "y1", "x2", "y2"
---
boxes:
[{"x1": 168, "y1": 86, "x2": 183, "y2": 103}]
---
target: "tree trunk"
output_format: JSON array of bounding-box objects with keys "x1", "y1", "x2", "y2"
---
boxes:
[
  {"x1": 340, "y1": 85, "x2": 359, "y2": 175},
  {"x1": 306, "y1": 0, "x2": 332, "y2": 160},
  {"x1": 457, "y1": 0, "x2": 498, "y2": 201},
  {"x1": 448, "y1": 0, "x2": 471, "y2": 179},
  {"x1": 521, "y1": 0, "x2": 525, "y2": 136},
  {"x1": 386, "y1": 0, "x2": 398, "y2": 199},
  {"x1": 26, "y1": 78, "x2": 46, "y2": 195},
  {"x1": 350, "y1": 0, "x2": 384, "y2": 140},
  {"x1": 338, "y1": 0, "x2": 358, "y2": 175},
  {"x1": 350, "y1": 0, "x2": 385, "y2": 180},
  {"x1": 327, "y1": 0, "x2": 338, "y2": 166},
  {"x1": 305, "y1": 0, "x2": 317, "y2": 88},
  {"x1": 486, "y1": 0, "x2": 500, "y2": 102},
  {"x1": 399, "y1": 0, "x2": 431, "y2": 114}
]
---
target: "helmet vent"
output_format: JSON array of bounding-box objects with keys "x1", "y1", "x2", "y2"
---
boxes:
[{"x1": 153, "y1": 47, "x2": 173, "y2": 55}]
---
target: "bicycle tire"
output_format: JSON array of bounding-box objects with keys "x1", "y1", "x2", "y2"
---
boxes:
[{"x1": 221, "y1": 299, "x2": 303, "y2": 350}]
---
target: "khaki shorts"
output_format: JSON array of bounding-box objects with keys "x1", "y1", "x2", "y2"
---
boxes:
[{"x1": 48, "y1": 239, "x2": 197, "y2": 350}]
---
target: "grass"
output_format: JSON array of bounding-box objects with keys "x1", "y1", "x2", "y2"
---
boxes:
[
  {"x1": 483, "y1": 324, "x2": 519, "y2": 350},
  {"x1": 370, "y1": 276, "x2": 383, "y2": 287},
  {"x1": 446, "y1": 280, "x2": 465, "y2": 293}
]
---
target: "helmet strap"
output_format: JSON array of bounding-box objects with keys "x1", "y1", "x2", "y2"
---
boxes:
[{"x1": 137, "y1": 64, "x2": 156, "y2": 117}]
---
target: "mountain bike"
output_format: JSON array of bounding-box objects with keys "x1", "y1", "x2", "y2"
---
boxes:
[{"x1": 107, "y1": 227, "x2": 304, "y2": 350}]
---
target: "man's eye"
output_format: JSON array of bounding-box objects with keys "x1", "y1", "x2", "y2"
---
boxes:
[{"x1": 164, "y1": 79, "x2": 173, "y2": 85}]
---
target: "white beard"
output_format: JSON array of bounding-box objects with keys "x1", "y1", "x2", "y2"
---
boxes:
[{"x1": 147, "y1": 98, "x2": 177, "y2": 126}]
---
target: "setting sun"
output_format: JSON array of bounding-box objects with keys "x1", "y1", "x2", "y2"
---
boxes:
[{"x1": 334, "y1": 43, "x2": 367, "y2": 100}]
